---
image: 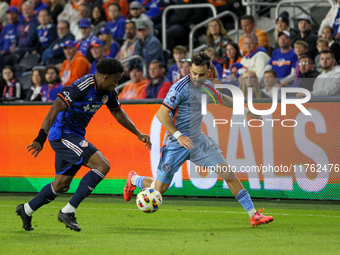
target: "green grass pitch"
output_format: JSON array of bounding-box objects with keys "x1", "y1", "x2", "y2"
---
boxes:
[{"x1": 1, "y1": 193, "x2": 339, "y2": 255}]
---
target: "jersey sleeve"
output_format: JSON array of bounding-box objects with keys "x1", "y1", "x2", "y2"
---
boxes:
[
  {"x1": 162, "y1": 83, "x2": 185, "y2": 111},
  {"x1": 106, "y1": 90, "x2": 121, "y2": 111},
  {"x1": 57, "y1": 83, "x2": 88, "y2": 107}
]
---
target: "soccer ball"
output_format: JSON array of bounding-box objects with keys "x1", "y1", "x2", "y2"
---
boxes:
[{"x1": 136, "y1": 188, "x2": 162, "y2": 213}]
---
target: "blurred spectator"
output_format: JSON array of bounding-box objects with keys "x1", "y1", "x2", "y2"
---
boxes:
[
  {"x1": 168, "y1": 45, "x2": 187, "y2": 84},
  {"x1": 206, "y1": 19, "x2": 232, "y2": 63},
  {"x1": 129, "y1": 18, "x2": 164, "y2": 74},
  {"x1": 19, "y1": 0, "x2": 48, "y2": 21},
  {"x1": 205, "y1": 47, "x2": 223, "y2": 78},
  {"x1": 76, "y1": 18, "x2": 100, "y2": 61},
  {"x1": 103, "y1": 0, "x2": 129, "y2": 20},
  {"x1": 40, "y1": 65, "x2": 63, "y2": 101},
  {"x1": 14, "y1": 1, "x2": 39, "y2": 58},
  {"x1": 127, "y1": 1, "x2": 153, "y2": 36},
  {"x1": 239, "y1": 70, "x2": 269, "y2": 99},
  {"x1": 1, "y1": 65, "x2": 23, "y2": 100},
  {"x1": 164, "y1": 0, "x2": 208, "y2": 53},
  {"x1": 105, "y1": 3, "x2": 125, "y2": 40},
  {"x1": 179, "y1": 58, "x2": 190, "y2": 79},
  {"x1": 239, "y1": 15, "x2": 270, "y2": 54},
  {"x1": 315, "y1": 38, "x2": 330, "y2": 73},
  {"x1": 59, "y1": 39, "x2": 90, "y2": 86},
  {"x1": 0, "y1": 0, "x2": 9, "y2": 27},
  {"x1": 321, "y1": 26, "x2": 340, "y2": 63},
  {"x1": 41, "y1": 20, "x2": 75, "y2": 65},
  {"x1": 58, "y1": 1, "x2": 90, "y2": 40},
  {"x1": 297, "y1": 50, "x2": 340, "y2": 97},
  {"x1": 141, "y1": 60, "x2": 171, "y2": 99},
  {"x1": 240, "y1": 34, "x2": 269, "y2": 77},
  {"x1": 89, "y1": 38, "x2": 108, "y2": 74},
  {"x1": 35, "y1": 9, "x2": 57, "y2": 54},
  {"x1": 91, "y1": 5, "x2": 107, "y2": 36},
  {"x1": 293, "y1": 14, "x2": 318, "y2": 60},
  {"x1": 49, "y1": 0, "x2": 65, "y2": 25},
  {"x1": 222, "y1": 41, "x2": 242, "y2": 80},
  {"x1": 293, "y1": 40, "x2": 308, "y2": 81},
  {"x1": 129, "y1": 19, "x2": 165, "y2": 74},
  {"x1": 0, "y1": 6, "x2": 20, "y2": 57},
  {"x1": 25, "y1": 68, "x2": 44, "y2": 101},
  {"x1": 98, "y1": 26, "x2": 119, "y2": 58},
  {"x1": 318, "y1": 0, "x2": 340, "y2": 39},
  {"x1": 85, "y1": 0, "x2": 103, "y2": 14},
  {"x1": 274, "y1": 11, "x2": 298, "y2": 49},
  {"x1": 261, "y1": 31, "x2": 298, "y2": 86},
  {"x1": 262, "y1": 70, "x2": 280, "y2": 98},
  {"x1": 118, "y1": 63, "x2": 149, "y2": 100},
  {"x1": 293, "y1": 55, "x2": 319, "y2": 91}
]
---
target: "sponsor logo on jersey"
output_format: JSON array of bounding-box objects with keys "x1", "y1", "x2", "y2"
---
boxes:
[
  {"x1": 63, "y1": 91, "x2": 72, "y2": 102},
  {"x1": 162, "y1": 163, "x2": 172, "y2": 172},
  {"x1": 102, "y1": 95, "x2": 108, "y2": 104}
]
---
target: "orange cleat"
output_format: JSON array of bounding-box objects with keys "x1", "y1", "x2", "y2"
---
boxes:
[
  {"x1": 250, "y1": 208, "x2": 274, "y2": 227},
  {"x1": 123, "y1": 171, "x2": 137, "y2": 202}
]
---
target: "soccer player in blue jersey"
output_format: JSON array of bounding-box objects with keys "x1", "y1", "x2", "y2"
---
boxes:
[
  {"x1": 124, "y1": 52, "x2": 274, "y2": 227},
  {"x1": 16, "y1": 58, "x2": 151, "y2": 232}
]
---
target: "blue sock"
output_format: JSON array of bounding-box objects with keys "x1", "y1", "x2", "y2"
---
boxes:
[
  {"x1": 135, "y1": 176, "x2": 145, "y2": 189},
  {"x1": 28, "y1": 182, "x2": 59, "y2": 211},
  {"x1": 69, "y1": 169, "x2": 104, "y2": 208},
  {"x1": 235, "y1": 189, "x2": 254, "y2": 212}
]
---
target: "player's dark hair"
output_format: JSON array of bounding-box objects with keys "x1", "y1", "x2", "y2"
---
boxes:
[
  {"x1": 45, "y1": 65, "x2": 61, "y2": 83},
  {"x1": 299, "y1": 54, "x2": 314, "y2": 64},
  {"x1": 320, "y1": 49, "x2": 335, "y2": 59},
  {"x1": 191, "y1": 52, "x2": 211, "y2": 69},
  {"x1": 241, "y1": 14, "x2": 255, "y2": 24},
  {"x1": 108, "y1": 2, "x2": 121, "y2": 12},
  {"x1": 96, "y1": 58, "x2": 124, "y2": 75}
]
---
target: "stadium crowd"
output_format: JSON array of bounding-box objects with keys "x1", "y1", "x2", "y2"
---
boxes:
[{"x1": 1, "y1": 0, "x2": 340, "y2": 101}]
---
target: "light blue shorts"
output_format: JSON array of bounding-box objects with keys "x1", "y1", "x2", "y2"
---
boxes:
[{"x1": 157, "y1": 134, "x2": 226, "y2": 183}]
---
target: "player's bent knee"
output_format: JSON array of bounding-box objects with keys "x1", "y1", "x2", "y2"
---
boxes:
[
  {"x1": 54, "y1": 183, "x2": 70, "y2": 193},
  {"x1": 155, "y1": 181, "x2": 170, "y2": 194},
  {"x1": 97, "y1": 161, "x2": 110, "y2": 175}
]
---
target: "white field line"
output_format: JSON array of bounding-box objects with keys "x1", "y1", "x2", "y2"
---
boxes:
[{"x1": 1, "y1": 204, "x2": 339, "y2": 218}]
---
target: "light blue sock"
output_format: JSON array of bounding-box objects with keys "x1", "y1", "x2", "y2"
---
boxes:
[
  {"x1": 235, "y1": 189, "x2": 254, "y2": 211},
  {"x1": 135, "y1": 176, "x2": 145, "y2": 189}
]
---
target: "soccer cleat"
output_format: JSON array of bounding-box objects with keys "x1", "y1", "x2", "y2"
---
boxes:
[
  {"x1": 16, "y1": 204, "x2": 34, "y2": 231},
  {"x1": 58, "y1": 210, "x2": 81, "y2": 232},
  {"x1": 123, "y1": 170, "x2": 137, "y2": 202},
  {"x1": 250, "y1": 208, "x2": 274, "y2": 227}
]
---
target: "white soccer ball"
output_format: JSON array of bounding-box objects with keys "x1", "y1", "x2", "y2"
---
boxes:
[{"x1": 136, "y1": 188, "x2": 162, "y2": 213}]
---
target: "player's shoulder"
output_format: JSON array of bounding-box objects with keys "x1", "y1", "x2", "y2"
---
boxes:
[
  {"x1": 172, "y1": 75, "x2": 190, "y2": 93},
  {"x1": 70, "y1": 74, "x2": 95, "y2": 91}
]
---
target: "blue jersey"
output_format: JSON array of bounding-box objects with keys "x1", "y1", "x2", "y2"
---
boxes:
[
  {"x1": 162, "y1": 75, "x2": 218, "y2": 147},
  {"x1": 37, "y1": 23, "x2": 57, "y2": 48},
  {"x1": 269, "y1": 48, "x2": 298, "y2": 80},
  {"x1": 76, "y1": 34, "x2": 99, "y2": 56},
  {"x1": 49, "y1": 74, "x2": 120, "y2": 141},
  {"x1": 0, "y1": 22, "x2": 19, "y2": 51},
  {"x1": 105, "y1": 15, "x2": 126, "y2": 40}
]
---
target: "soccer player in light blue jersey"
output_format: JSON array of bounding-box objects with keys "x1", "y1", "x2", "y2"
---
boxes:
[
  {"x1": 124, "y1": 52, "x2": 274, "y2": 227},
  {"x1": 17, "y1": 58, "x2": 152, "y2": 232}
]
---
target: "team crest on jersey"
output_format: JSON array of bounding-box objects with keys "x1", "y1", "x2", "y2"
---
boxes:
[
  {"x1": 162, "y1": 163, "x2": 172, "y2": 172},
  {"x1": 79, "y1": 140, "x2": 89, "y2": 147},
  {"x1": 102, "y1": 95, "x2": 108, "y2": 103}
]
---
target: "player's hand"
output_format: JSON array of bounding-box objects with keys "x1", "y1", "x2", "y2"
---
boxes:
[
  {"x1": 26, "y1": 141, "x2": 43, "y2": 158},
  {"x1": 138, "y1": 133, "x2": 152, "y2": 150},
  {"x1": 177, "y1": 136, "x2": 194, "y2": 149},
  {"x1": 247, "y1": 111, "x2": 262, "y2": 120}
]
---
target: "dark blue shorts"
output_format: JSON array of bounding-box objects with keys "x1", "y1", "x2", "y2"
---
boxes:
[{"x1": 49, "y1": 134, "x2": 98, "y2": 176}]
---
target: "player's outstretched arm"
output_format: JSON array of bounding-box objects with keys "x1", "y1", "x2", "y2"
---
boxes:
[
  {"x1": 26, "y1": 97, "x2": 68, "y2": 158},
  {"x1": 156, "y1": 105, "x2": 194, "y2": 149},
  {"x1": 110, "y1": 107, "x2": 151, "y2": 150}
]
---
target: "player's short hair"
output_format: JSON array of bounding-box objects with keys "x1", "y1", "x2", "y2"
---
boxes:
[
  {"x1": 294, "y1": 40, "x2": 308, "y2": 49},
  {"x1": 96, "y1": 58, "x2": 124, "y2": 75},
  {"x1": 45, "y1": 65, "x2": 61, "y2": 83},
  {"x1": 205, "y1": 47, "x2": 218, "y2": 57},
  {"x1": 299, "y1": 54, "x2": 314, "y2": 64},
  {"x1": 264, "y1": 70, "x2": 277, "y2": 78},
  {"x1": 320, "y1": 49, "x2": 335, "y2": 59},
  {"x1": 191, "y1": 52, "x2": 211, "y2": 69},
  {"x1": 173, "y1": 45, "x2": 187, "y2": 55},
  {"x1": 317, "y1": 38, "x2": 329, "y2": 45},
  {"x1": 244, "y1": 33, "x2": 258, "y2": 44},
  {"x1": 108, "y1": 2, "x2": 121, "y2": 12},
  {"x1": 149, "y1": 60, "x2": 163, "y2": 68},
  {"x1": 241, "y1": 14, "x2": 255, "y2": 24}
]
